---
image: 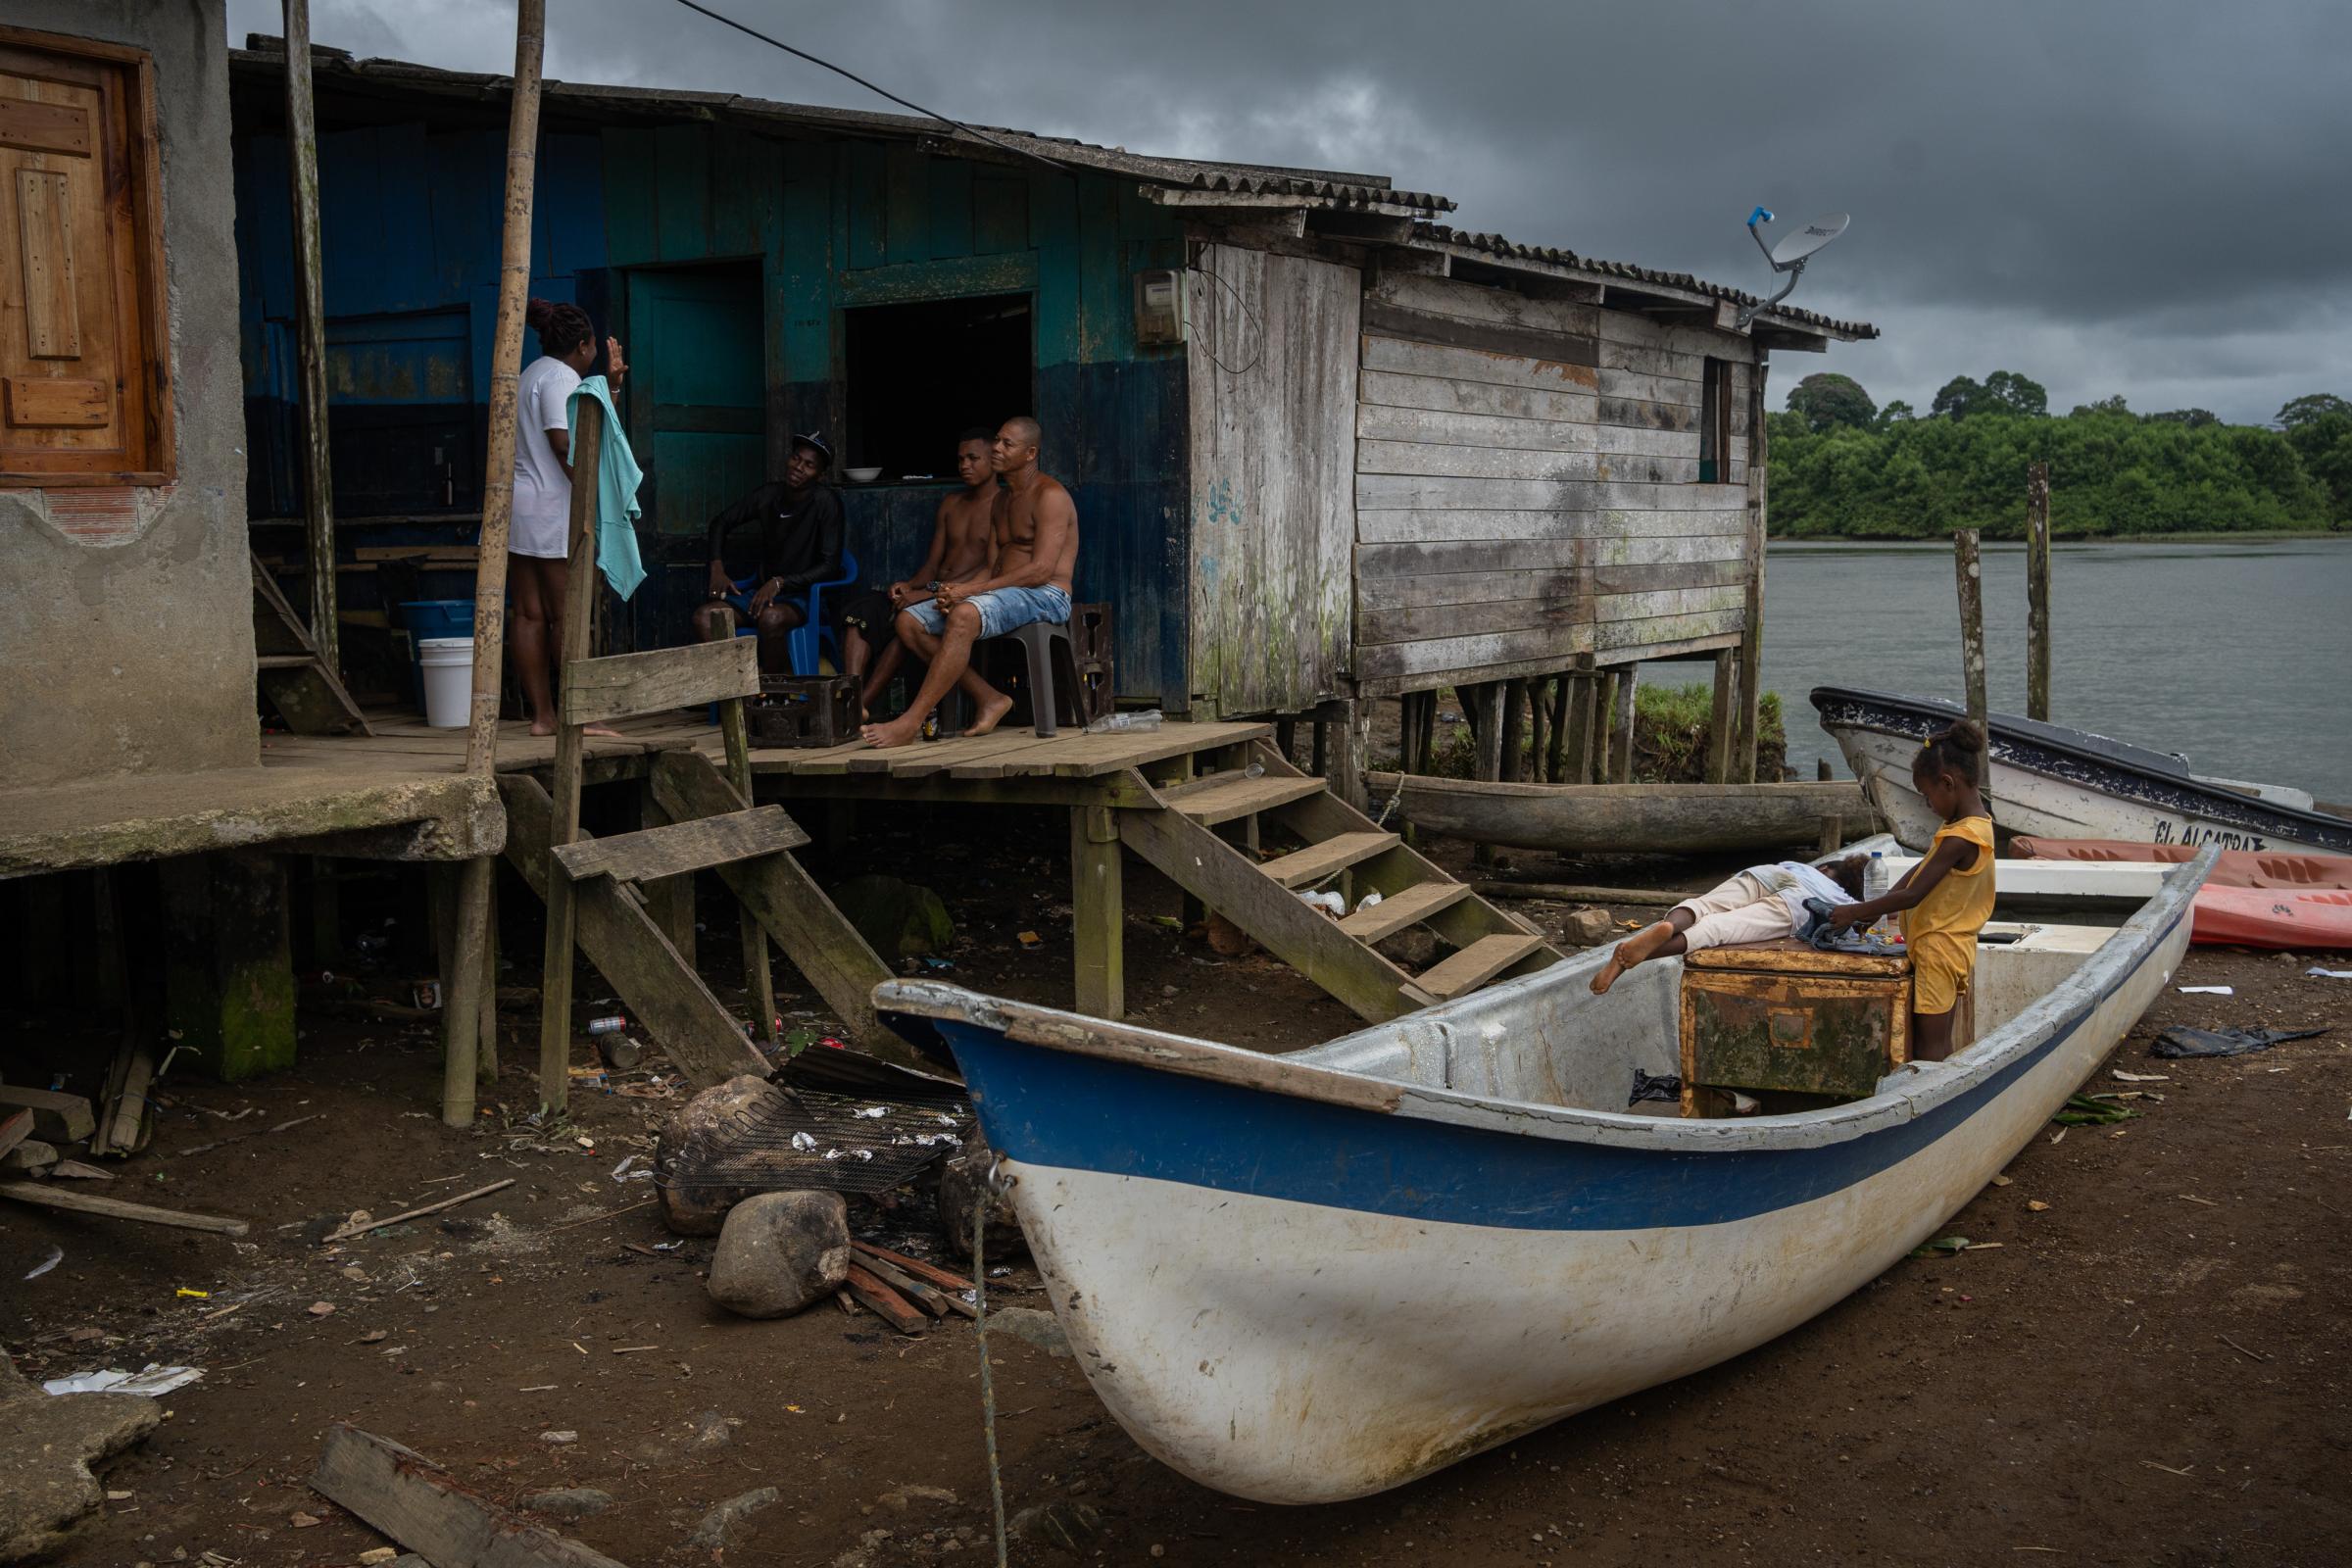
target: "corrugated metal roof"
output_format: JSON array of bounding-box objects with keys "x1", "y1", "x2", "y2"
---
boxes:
[
  {"x1": 227, "y1": 44, "x2": 1450, "y2": 215},
  {"x1": 1415, "y1": 225, "x2": 1878, "y2": 339}
]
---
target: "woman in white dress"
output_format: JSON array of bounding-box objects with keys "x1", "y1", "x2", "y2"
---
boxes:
[{"x1": 511, "y1": 298, "x2": 626, "y2": 735}]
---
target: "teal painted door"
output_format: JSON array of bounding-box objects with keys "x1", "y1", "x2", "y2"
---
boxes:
[{"x1": 627, "y1": 266, "x2": 766, "y2": 536}]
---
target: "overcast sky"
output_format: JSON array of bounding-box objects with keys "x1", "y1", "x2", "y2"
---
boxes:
[{"x1": 225, "y1": 0, "x2": 2352, "y2": 424}]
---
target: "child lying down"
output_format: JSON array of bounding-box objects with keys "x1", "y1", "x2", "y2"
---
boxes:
[{"x1": 1589, "y1": 855, "x2": 1868, "y2": 996}]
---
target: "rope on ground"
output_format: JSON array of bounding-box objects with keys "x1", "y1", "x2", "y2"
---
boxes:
[{"x1": 975, "y1": 1173, "x2": 1009, "y2": 1568}]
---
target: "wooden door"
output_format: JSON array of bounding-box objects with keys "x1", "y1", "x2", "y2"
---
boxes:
[
  {"x1": 626, "y1": 266, "x2": 766, "y2": 534},
  {"x1": 0, "y1": 28, "x2": 169, "y2": 482}
]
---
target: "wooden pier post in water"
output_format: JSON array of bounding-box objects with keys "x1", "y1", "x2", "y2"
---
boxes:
[
  {"x1": 2027, "y1": 461, "x2": 2052, "y2": 721},
  {"x1": 1736, "y1": 359, "x2": 1770, "y2": 783},
  {"x1": 440, "y1": 0, "x2": 546, "y2": 1127},
  {"x1": 283, "y1": 0, "x2": 337, "y2": 677},
  {"x1": 1953, "y1": 527, "x2": 1990, "y2": 784}
]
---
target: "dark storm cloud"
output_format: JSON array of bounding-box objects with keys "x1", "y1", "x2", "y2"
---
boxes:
[{"x1": 226, "y1": 0, "x2": 2352, "y2": 421}]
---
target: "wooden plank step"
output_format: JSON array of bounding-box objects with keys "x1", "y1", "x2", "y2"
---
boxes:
[
  {"x1": 1260, "y1": 831, "x2": 1399, "y2": 889},
  {"x1": 550, "y1": 806, "x2": 810, "y2": 883},
  {"x1": 564, "y1": 639, "x2": 759, "y2": 728},
  {"x1": 1416, "y1": 933, "x2": 1548, "y2": 1000},
  {"x1": 1168, "y1": 774, "x2": 1330, "y2": 826},
  {"x1": 1338, "y1": 880, "x2": 1471, "y2": 942}
]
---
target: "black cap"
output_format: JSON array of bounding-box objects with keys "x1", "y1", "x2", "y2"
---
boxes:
[{"x1": 790, "y1": 431, "x2": 834, "y2": 466}]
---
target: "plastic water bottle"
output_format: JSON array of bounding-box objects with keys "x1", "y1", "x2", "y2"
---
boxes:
[
  {"x1": 1861, "y1": 853, "x2": 1895, "y2": 942},
  {"x1": 1085, "y1": 709, "x2": 1162, "y2": 734}
]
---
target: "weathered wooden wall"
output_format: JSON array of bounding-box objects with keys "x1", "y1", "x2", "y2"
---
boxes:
[
  {"x1": 1351, "y1": 272, "x2": 1755, "y2": 697},
  {"x1": 1184, "y1": 244, "x2": 1359, "y2": 716}
]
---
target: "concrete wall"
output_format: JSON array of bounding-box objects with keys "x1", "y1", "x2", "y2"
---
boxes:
[{"x1": 0, "y1": 0, "x2": 254, "y2": 790}]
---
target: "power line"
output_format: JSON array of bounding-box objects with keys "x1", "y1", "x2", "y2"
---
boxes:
[{"x1": 665, "y1": 0, "x2": 1068, "y2": 173}]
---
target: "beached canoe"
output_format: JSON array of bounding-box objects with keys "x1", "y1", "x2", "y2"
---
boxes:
[
  {"x1": 875, "y1": 848, "x2": 2211, "y2": 1504},
  {"x1": 2008, "y1": 837, "x2": 2352, "y2": 951},
  {"x1": 1812, "y1": 687, "x2": 2352, "y2": 858},
  {"x1": 1362, "y1": 773, "x2": 1874, "y2": 856}
]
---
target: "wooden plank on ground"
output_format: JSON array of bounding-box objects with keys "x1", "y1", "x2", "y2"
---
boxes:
[
  {"x1": 562, "y1": 639, "x2": 760, "y2": 728},
  {"x1": 648, "y1": 754, "x2": 908, "y2": 1067},
  {"x1": 0, "y1": 1109, "x2": 30, "y2": 1161},
  {"x1": 844, "y1": 1262, "x2": 928, "y2": 1335},
  {"x1": 498, "y1": 775, "x2": 769, "y2": 1089},
  {"x1": 550, "y1": 807, "x2": 809, "y2": 883},
  {"x1": 311, "y1": 1425, "x2": 628, "y2": 1568},
  {"x1": 0, "y1": 1181, "x2": 248, "y2": 1235},
  {"x1": 0, "y1": 1086, "x2": 94, "y2": 1143}
]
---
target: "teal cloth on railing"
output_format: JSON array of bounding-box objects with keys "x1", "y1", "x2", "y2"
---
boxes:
[{"x1": 565, "y1": 374, "x2": 646, "y2": 600}]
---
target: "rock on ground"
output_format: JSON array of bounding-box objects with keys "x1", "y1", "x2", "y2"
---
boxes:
[
  {"x1": 0, "y1": 1353, "x2": 161, "y2": 1560},
  {"x1": 707, "y1": 1191, "x2": 852, "y2": 1318},
  {"x1": 985, "y1": 1306, "x2": 1071, "y2": 1357},
  {"x1": 655, "y1": 1073, "x2": 804, "y2": 1235},
  {"x1": 519, "y1": 1487, "x2": 612, "y2": 1521},
  {"x1": 937, "y1": 1125, "x2": 1024, "y2": 1261},
  {"x1": 1561, "y1": 906, "x2": 1615, "y2": 946},
  {"x1": 688, "y1": 1485, "x2": 780, "y2": 1549}
]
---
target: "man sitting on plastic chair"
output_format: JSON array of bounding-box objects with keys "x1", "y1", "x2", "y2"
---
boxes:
[
  {"x1": 859, "y1": 416, "x2": 1077, "y2": 749},
  {"x1": 692, "y1": 431, "x2": 844, "y2": 673}
]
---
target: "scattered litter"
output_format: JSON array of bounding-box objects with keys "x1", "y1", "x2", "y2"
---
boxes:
[
  {"x1": 359, "y1": 1329, "x2": 388, "y2": 1344},
  {"x1": 2177, "y1": 985, "x2": 2233, "y2": 996},
  {"x1": 851, "y1": 1106, "x2": 888, "y2": 1119},
  {"x1": 1628, "y1": 1069, "x2": 1682, "y2": 1106},
  {"x1": 2178, "y1": 1194, "x2": 2220, "y2": 1206},
  {"x1": 290, "y1": 1510, "x2": 321, "y2": 1529},
  {"x1": 790, "y1": 1131, "x2": 817, "y2": 1151},
  {"x1": 612, "y1": 1345, "x2": 660, "y2": 1354},
  {"x1": 359, "y1": 1550, "x2": 399, "y2": 1565},
  {"x1": 2140, "y1": 1460, "x2": 2195, "y2": 1478},
  {"x1": 174, "y1": 1287, "x2": 209, "y2": 1299},
  {"x1": 24, "y1": 1246, "x2": 62, "y2": 1280},
  {"x1": 1016, "y1": 931, "x2": 1042, "y2": 947},
  {"x1": 519, "y1": 1384, "x2": 558, "y2": 1393},
  {"x1": 541, "y1": 1429, "x2": 579, "y2": 1444},
  {"x1": 2112, "y1": 1068, "x2": 2170, "y2": 1082},
  {"x1": 2305, "y1": 967, "x2": 2352, "y2": 979},
  {"x1": 2026, "y1": 1200, "x2": 2050, "y2": 1212},
  {"x1": 307, "y1": 1300, "x2": 336, "y2": 1317},
  {"x1": 2217, "y1": 1334, "x2": 2270, "y2": 1364},
  {"x1": 1911, "y1": 1235, "x2": 1971, "y2": 1257},
  {"x1": 1295, "y1": 890, "x2": 1345, "y2": 918},
  {"x1": 2152, "y1": 1025, "x2": 2328, "y2": 1059},
  {"x1": 2054, "y1": 1093, "x2": 2138, "y2": 1126},
  {"x1": 922, "y1": 956, "x2": 956, "y2": 971},
  {"x1": 1988, "y1": 1174, "x2": 2013, "y2": 1187},
  {"x1": 1354, "y1": 890, "x2": 1384, "y2": 913},
  {"x1": 43, "y1": 1363, "x2": 204, "y2": 1396}
]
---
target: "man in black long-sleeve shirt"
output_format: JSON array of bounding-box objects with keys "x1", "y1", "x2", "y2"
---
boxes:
[{"x1": 690, "y1": 432, "x2": 844, "y2": 672}]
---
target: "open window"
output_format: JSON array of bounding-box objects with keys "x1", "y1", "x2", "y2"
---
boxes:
[
  {"x1": 0, "y1": 25, "x2": 172, "y2": 485},
  {"x1": 844, "y1": 293, "x2": 1032, "y2": 482},
  {"x1": 1698, "y1": 357, "x2": 1732, "y2": 484}
]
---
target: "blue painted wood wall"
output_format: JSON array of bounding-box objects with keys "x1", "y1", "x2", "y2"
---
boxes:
[{"x1": 234, "y1": 104, "x2": 1192, "y2": 705}]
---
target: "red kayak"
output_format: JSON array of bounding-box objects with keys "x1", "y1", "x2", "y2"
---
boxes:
[{"x1": 2012, "y1": 837, "x2": 2352, "y2": 950}]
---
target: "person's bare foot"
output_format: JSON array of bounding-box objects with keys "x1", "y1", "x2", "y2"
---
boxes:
[
  {"x1": 859, "y1": 713, "x2": 925, "y2": 749},
  {"x1": 583, "y1": 723, "x2": 624, "y2": 739},
  {"x1": 1590, "y1": 920, "x2": 1675, "y2": 996},
  {"x1": 529, "y1": 716, "x2": 557, "y2": 738},
  {"x1": 962, "y1": 689, "x2": 1016, "y2": 738}
]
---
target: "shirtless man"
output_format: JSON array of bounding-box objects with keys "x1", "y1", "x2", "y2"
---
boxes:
[
  {"x1": 859, "y1": 416, "x2": 1077, "y2": 749},
  {"x1": 837, "y1": 428, "x2": 1000, "y2": 719}
]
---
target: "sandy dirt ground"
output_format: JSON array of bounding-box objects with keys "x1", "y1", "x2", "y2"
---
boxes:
[{"x1": 4, "y1": 809, "x2": 2347, "y2": 1568}]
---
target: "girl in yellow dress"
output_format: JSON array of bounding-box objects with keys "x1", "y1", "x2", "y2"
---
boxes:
[{"x1": 1825, "y1": 719, "x2": 1996, "y2": 1061}]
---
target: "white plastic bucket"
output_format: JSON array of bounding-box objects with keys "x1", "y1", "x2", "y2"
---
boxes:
[{"x1": 418, "y1": 636, "x2": 474, "y2": 728}]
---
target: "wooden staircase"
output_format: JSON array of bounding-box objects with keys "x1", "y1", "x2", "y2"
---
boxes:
[
  {"x1": 1120, "y1": 739, "x2": 1559, "y2": 1023},
  {"x1": 251, "y1": 550, "x2": 370, "y2": 735}
]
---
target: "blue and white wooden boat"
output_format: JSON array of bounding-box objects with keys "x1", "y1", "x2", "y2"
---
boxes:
[{"x1": 876, "y1": 848, "x2": 2213, "y2": 1504}]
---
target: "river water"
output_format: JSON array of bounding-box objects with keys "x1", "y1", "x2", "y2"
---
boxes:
[{"x1": 1640, "y1": 536, "x2": 2352, "y2": 803}]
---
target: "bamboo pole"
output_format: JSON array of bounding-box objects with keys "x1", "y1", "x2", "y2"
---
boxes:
[
  {"x1": 441, "y1": 0, "x2": 546, "y2": 1127},
  {"x1": 1953, "y1": 526, "x2": 1990, "y2": 786},
  {"x1": 537, "y1": 400, "x2": 605, "y2": 1115},
  {"x1": 2026, "y1": 461, "x2": 2052, "y2": 721},
  {"x1": 1736, "y1": 359, "x2": 1769, "y2": 782},
  {"x1": 283, "y1": 0, "x2": 337, "y2": 677}
]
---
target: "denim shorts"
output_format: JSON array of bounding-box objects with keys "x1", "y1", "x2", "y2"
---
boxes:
[{"x1": 901, "y1": 584, "x2": 1070, "y2": 640}]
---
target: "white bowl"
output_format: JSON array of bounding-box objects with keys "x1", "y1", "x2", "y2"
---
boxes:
[{"x1": 844, "y1": 466, "x2": 883, "y2": 483}]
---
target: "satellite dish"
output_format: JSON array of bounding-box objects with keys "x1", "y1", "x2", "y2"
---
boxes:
[
  {"x1": 1769, "y1": 212, "x2": 1849, "y2": 267},
  {"x1": 1738, "y1": 208, "x2": 1851, "y2": 328}
]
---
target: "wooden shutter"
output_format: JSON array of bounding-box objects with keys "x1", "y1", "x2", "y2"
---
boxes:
[{"x1": 0, "y1": 25, "x2": 172, "y2": 484}]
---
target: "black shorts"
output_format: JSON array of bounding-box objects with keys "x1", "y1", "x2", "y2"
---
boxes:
[{"x1": 837, "y1": 588, "x2": 898, "y2": 635}]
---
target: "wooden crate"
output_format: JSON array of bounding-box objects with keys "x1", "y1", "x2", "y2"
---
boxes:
[
  {"x1": 1679, "y1": 940, "x2": 1910, "y2": 1117},
  {"x1": 748, "y1": 676, "x2": 858, "y2": 749}
]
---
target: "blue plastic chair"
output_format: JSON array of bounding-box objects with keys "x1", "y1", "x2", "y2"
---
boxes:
[{"x1": 710, "y1": 550, "x2": 860, "y2": 720}]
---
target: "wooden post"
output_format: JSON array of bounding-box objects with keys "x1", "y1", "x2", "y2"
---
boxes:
[
  {"x1": 283, "y1": 0, "x2": 337, "y2": 677},
  {"x1": 1708, "y1": 649, "x2": 1737, "y2": 783},
  {"x1": 1471, "y1": 683, "x2": 1504, "y2": 782},
  {"x1": 1330, "y1": 700, "x2": 1370, "y2": 813},
  {"x1": 1497, "y1": 680, "x2": 1528, "y2": 783},
  {"x1": 1562, "y1": 673, "x2": 1593, "y2": 783},
  {"x1": 1274, "y1": 716, "x2": 1298, "y2": 767},
  {"x1": 712, "y1": 612, "x2": 777, "y2": 1053},
  {"x1": 442, "y1": 0, "x2": 545, "y2": 1127},
  {"x1": 1610, "y1": 666, "x2": 1638, "y2": 784},
  {"x1": 1737, "y1": 358, "x2": 1769, "y2": 783},
  {"x1": 1592, "y1": 670, "x2": 1619, "y2": 779},
  {"x1": 1071, "y1": 805, "x2": 1123, "y2": 1019},
  {"x1": 535, "y1": 399, "x2": 605, "y2": 1113},
  {"x1": 1526, "y1": 678, "x2": 1551, "y2": 785},
  {"x1": 2026, "y1": 461, "x2": 2052, "y2": 722},
  {"x1": 1953, "y1": 526, "x2": 1989, "y2": 784},
  {"x1": 1545, "y1": 677, "x2": 1570, "y2": 782}
]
